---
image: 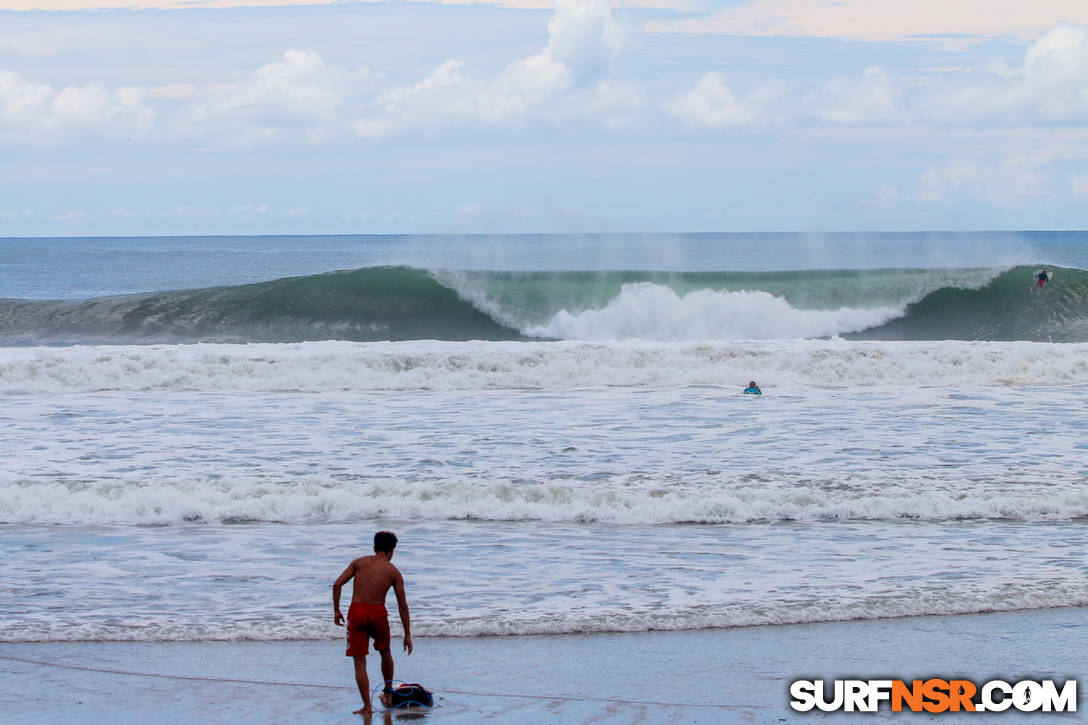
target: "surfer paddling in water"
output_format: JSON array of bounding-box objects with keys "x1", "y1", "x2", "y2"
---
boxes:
[{"x1": 334, "y1": 531, "x2": 414, "y2": 714}]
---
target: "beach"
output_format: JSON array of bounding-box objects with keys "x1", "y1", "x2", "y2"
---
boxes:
[{"x1": 3, "y1": 607, "x2": 1084, "y2": 723}]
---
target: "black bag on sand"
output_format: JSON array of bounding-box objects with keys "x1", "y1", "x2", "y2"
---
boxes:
[{"x1": 387, "y1": 683, "x2": 434, "y2": 708}]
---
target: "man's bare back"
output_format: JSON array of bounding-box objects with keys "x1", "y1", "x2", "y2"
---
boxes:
[{"x1": 343, "y1": 554, "x2": 400, "y2": 605}]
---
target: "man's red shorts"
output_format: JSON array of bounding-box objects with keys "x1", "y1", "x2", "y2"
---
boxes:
[{"x1": 345, "y1": 603, "x2": 391, "y2": 656}]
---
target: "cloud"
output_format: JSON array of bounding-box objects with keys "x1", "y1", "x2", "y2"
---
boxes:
[
  {"x1": 646, "y1": 0, "x2": 1088, "y2": 44},
  {"x1": 0, "y1": 70, "x2": 155, "y2": 143},
  {"x1": 665, "y1": 72, "x2": 785, "y2": 127},
  {"x1": 733, "y1": 23, "x2": 1088, "y2": 129},
  {"x1": 918, "y1": 23, "x2": 1088, "y2": 126},
  {"x1": 177, "y1": 48, "x2": 368, "y2": 144},
  {"x1": 7, "y1": 0, "x2": 1082, "y2": 151},
  {"x1": 353, "y1": 0, "x2": 638, "y2": 135},
  {"x1": 543, "y1": 0, "x2": 623, "y2": 85}
]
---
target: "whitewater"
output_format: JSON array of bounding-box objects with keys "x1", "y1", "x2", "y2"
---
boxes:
[{"x1": 1, "y1": 232, "x2": 1086, "y2": 644}]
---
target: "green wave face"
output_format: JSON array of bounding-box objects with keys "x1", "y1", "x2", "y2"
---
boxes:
[
  {"x1": 0, "y1": 267, "x2": 524, "y2": 344},
  {"x1": 847, "y1": 266, "x2": 1088, "y2": 342},
  {"x1": 0, "y1": 264, "x2": 1085, "y2": 344}
]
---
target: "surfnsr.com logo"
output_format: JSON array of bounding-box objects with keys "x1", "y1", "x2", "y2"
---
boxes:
[{"x1": 790, "y1": 678, "x2": 1078, "y2": 713}]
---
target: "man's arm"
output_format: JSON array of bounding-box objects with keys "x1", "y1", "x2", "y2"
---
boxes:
[
  {"x1": 332, "y1": 561, "x2": 356, "y2": 626},
  {"x1": 392, "y1": 569, "x2": 413, "y2": 654}
]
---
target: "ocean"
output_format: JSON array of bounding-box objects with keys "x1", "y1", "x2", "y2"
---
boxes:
[{"x1": 1, "y1": 232, "x2": 1086, "y2": 645}]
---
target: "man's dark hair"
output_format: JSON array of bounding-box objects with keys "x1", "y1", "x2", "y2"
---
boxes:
[{"x1": 374, "y1": 531, "x2": 398, "y2": 553}]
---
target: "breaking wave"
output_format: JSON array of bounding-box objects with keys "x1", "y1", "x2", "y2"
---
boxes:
[{"x1": 1, "y1": 264, "x2": 1086, "y2": 344}]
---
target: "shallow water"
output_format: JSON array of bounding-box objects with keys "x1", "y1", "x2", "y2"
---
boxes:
[
  {"x1": 4, "y1": 519, "x2": 1087, "y2": 642},
  {"x1": 3, "y1": 233, "x2": 1086, "y2": 645},
  {"x1": 3, "y1": 375, "x2": 1087, "y2": 642}
]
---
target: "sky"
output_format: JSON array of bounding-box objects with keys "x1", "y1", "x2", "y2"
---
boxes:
[{"x1": 1, "y1": 0, "x2": 1087, "y2": 235}]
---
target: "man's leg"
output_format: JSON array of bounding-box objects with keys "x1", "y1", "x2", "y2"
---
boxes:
[
  {"x1": 378, "y1": 648, "x2": 395, "y2": 706},
  {"x1": 352, "y1": 655, "x2": 372, "y2": 713}
]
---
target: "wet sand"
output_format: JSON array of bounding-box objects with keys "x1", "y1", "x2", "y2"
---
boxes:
[{"x1": 2, "y1": 607, "x2": 1084, "y2": 724}]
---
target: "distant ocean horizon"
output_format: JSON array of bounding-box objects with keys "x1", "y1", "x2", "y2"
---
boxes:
[{"x1": 3, "y1": 231, "x2": 1087, "y2": 643}]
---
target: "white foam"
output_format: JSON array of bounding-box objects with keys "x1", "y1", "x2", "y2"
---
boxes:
[
  {"x1": 6, "y1": 583, "x2": 1088, "y2": 641},
  {"x1": 2, "y1": 339, "x2": 1087, "y2": 393},
  {"x1": 4, "y1": 520, "x2": 1087, "y2": 641},
  {"x1": 4, "y1": 475, "x2": 1087, "y2": 526},
  {"x1": 527, "y1": 283, "x2": 902, "y2": 340}
]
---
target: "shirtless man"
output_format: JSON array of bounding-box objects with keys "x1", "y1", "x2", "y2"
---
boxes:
[{"x1": 333, "y1": 531, "x2": 413, "y2": 714}]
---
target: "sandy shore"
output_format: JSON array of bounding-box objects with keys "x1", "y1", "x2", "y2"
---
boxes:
[{"x1": 2, "y1": 607, "x2": 1084, "y2": 724}]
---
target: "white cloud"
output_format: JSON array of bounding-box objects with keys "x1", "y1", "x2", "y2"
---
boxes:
[
  {"x1": 543, "y1": 0, "x2": 623, "y2": 85},
  {"x1": 665, "y1": 72, "x2": 785, "y2": 127},
  {"x1": 353, "y1": 0, "x2": 638, "y2": 135},
  {"x1": 6, "y1": 0, "x2": 1079, "y2": 152},
  {"x1": 178, "y1": 48, "x2": 364, "y2": 144},
  {"x1": 0, "y1": 70, "x2": 155, "y2": 143},
  {"x1": 1021, "y1": 23, "x2": 1088, "y2": 119},
  {"x1": 919, "y1": 24, "x2": 1088, "y2": 125},
  {"x1": 377, "y1": 60, "x2": 469, "y2": 112},
  {"x1": 1071, "y1": 173, "x2": 1088, "y2": 197},
  {"x1": 0, "y1": 70, "x2": 52, "y2": 127},
  {"x1": 646, "y1": 0, "x2": 1088, "y2": 43},
  {"x1": 771, "y1": 23, "x2": 1088, "y2": 128},
  {"x1": 662, "y1": 23, "x2": 1088, "y2": 129},
  {"x1": 496, "y1": 53, "x2": 572, "y2": 101}
]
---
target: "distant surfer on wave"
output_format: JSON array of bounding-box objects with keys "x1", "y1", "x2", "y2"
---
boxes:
[
  {"x1": 334, "y1": 531, "x2": 414, "y2": 714},
  {"x1": 744, "y1": 381, "x2": 762, "y2": 395},
  {"x1": 1033, "y1": 268, "x2": 1051, "y2": 291}
]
